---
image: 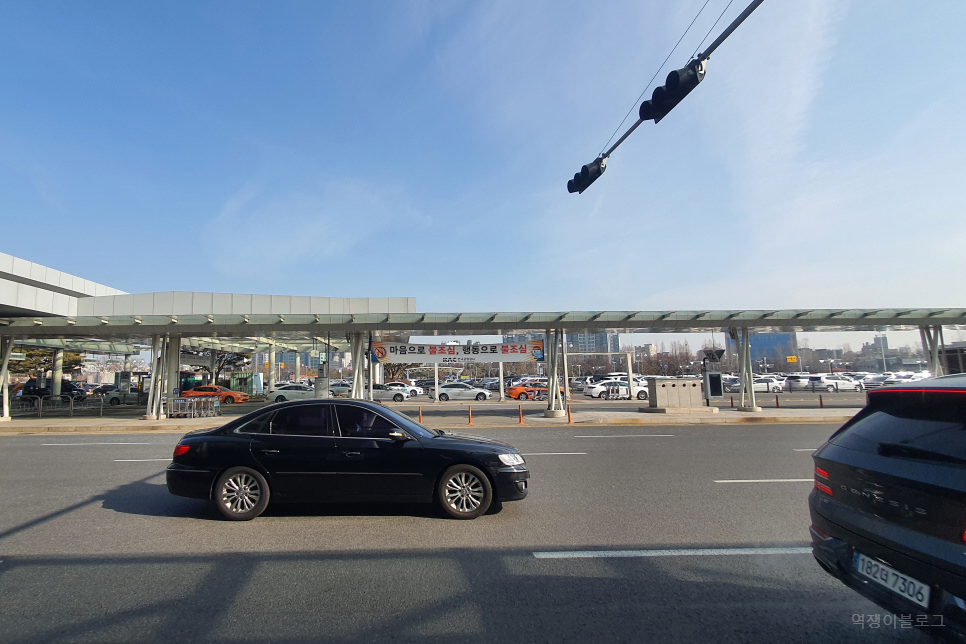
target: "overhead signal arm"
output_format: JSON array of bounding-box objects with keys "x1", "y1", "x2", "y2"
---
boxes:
[{"x1": 567, "y1": 0, "x2": 764, "y2": 194}]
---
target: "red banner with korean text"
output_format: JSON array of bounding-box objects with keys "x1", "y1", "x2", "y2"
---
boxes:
[{"x1": 371, "y1": 340, "x2": 544, "y2": 364}]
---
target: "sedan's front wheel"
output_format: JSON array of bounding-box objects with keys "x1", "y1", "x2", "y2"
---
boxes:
[
  {"x1": 214, "y1": 467, "x2": 270, "y2": 521},
  {"x1": 637, "y1": 390, "x2": 647, "y2": 400},
  {"x1": 476, "y1": 392, "x2": 487, "y2": 401},
  {"x1": 437, "y1": 464, "x2": 492, "y2": 520},
  {"x1": 393, "y1": 393, "x2": 404, "y2": 402}
]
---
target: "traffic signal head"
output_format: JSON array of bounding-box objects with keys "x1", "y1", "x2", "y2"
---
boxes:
[
  {"x1": 567, "y1": 156, "x2": 607, "y2": 194},
  {"x1": 639, "y1": 58, "x2": 706, "y2": 124}
]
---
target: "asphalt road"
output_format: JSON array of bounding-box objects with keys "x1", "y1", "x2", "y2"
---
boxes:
[{"x1": 0, "y1": 423, "x2": 934, "y2": 643}]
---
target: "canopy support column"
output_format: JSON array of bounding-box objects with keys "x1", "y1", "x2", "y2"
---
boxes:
[
  {"x1": 268, "y1": 341, "x2": 276, "y2": 392},
  {"x1": 736, "y1": 327, "x2": 760, "y2": 412},
  {"x1": 144, "y1": 335, "x2": 160, "y2": 419},
  {"x1": 166, "y1": 334, "x2": 182, "y2": 399},
  {"x1": 920, "y1": 325, "x2": 945, "y2": 376},
  {"x1": 545, "y1": 328, "x2": 565, "y2": 417},
  {"x1": 0, "y1": 335, "x2": 12, "y2": 421},
  {"x1": 562, "y1": 331, "x2": 571, "y2": 403},
  {"x1": 349, "y1": 332, "x2": 366, "y2": 399},
  {"x1": 51, "y1": 349, "x2": 63, "y2": 396}
]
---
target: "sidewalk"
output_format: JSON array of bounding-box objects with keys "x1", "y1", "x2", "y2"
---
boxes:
[{"x1": 0, "y1": 406, "x2": 860, "y2": 435}]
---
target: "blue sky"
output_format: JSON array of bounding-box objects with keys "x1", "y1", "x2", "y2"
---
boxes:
[{"x1": 2, "y1": 0, "x2": 964, "y2": 329}]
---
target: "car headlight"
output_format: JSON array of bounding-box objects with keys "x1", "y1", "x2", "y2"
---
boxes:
[{"x1": 498, "y1": 453, "x2": 525, "y2": 466}]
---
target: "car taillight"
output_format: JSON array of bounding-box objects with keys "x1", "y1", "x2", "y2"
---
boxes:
[
  {"x1": 814, "y1": 480, "x2": 833, "y2": 496},
  {"x1": 173, "y1": 444, "x2": 191, "y2": 457},
  {"x1": 814, "y1": 466, "x2": 828, "y2": 479}
]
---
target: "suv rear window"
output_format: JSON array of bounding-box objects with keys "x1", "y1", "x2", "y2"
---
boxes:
[{"x1": 830, "y1": 395, "x2": 966, "y2": 461}]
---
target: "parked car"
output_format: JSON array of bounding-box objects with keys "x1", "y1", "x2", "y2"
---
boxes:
[
  {"x1": 181, "y1": 385, "x2": 249, "y2": 404},
  {"x1": 105, "y1": 388, "x2": 146, "y2": 406},
  {"x1": 860, "y1": 375, "x2": 891, "y2": 389},
  {"x1": 506, "y1": 383, "x2": 563, "y2": 400},
  {"x1": 784, "y1": 374, "x2": 812, "y2": 391},
  {"x1": 370, "y1": 383, "x2": 408, "y2": 403},
  {"x1": 328, "y1": 381, "x2": 352, "y2": 397},
  {"x1": 583, "y1": 380, "x2": 648, "y2": 400},
  {"x1": 267, "y1": 384, "x2": 316, "y2": 403},
  {"x1": 166, "y1": 399, "x2": 530, "y2": 520},
  {"x1": 385, "y1": 381, "x2": 423, "y2": 397},
  {"x1": 20, "y1": 378, "x2": 87, "y2": 401},
  {"x1": 92, "y1": 383, "x2": 118, "y2": 395},
  {"x1": 430, "y1": 382, "x2": 492, "y2": 401},
  {"x1": 725, "y1": 377, "x2": 783, "y2": 393},
  {"x1": 809, "y1": 374, "x2": 966, "y2": 637},
  {"x1": 807, "y1": 375, "x2": 861, "y2": 392}
]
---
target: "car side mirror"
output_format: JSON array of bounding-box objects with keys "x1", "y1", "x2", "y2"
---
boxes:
[{"x1": 388, "y1": 431, "x2": 409, "y2": 442}]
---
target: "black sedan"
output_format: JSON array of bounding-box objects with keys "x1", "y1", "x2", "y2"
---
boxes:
[
  {"x1": 166, "y1": 399, "x2": 529, "y2": 520},
  {"x1": 809, "y1": 374, "x2": 966, "y2": 637}
]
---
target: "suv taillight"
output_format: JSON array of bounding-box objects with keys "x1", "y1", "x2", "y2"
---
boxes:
[{"x1": 173, "y1": 444, "x2": 190, "y2": 457}]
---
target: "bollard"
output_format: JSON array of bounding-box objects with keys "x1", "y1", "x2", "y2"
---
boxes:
[
  {"x1": 730, "y1": 396, "x2": 734, "y2": 408},
  {"x1": 468, "y1": 405, "x2": 473, "y2": 425},
  {"x1": 820, "y1": 395, "x2": 824, "y2": 409},
  {"x1": 418, "y1": 405, "x2": 423, "y2": 423},
  {"x1": 518, "y1": 404, "x2": 524, "y2": 425},
  {"x1": 567, "y1": 404, "x2": 573, "y2": 424},
  {"x1": 776, "y1": 394, "x2": 780, "y2": 408}
]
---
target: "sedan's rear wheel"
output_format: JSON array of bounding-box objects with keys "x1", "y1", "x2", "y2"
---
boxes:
[
  {"x1": 598, "y1": 391, "x2": 608, "y2": 399},
  {"x1": 392, "y1": 393, "x2": 404, "y2": 402},
  {"x1": 826, "y1": 385, "x2": 835, "y2": 392},
  {"x1": 772, "y1": 387, "x2": 782, "y2": 393},
  {"x1": 214, "y1": 467, "x2": 270, "y2": 521},
  {"x1": 637, "y1": 390, "x2": 647, "y2": 400},
  {"x1": 437, "y1": 464, "x2": 492, "y2": 520},
  {"x1": 109, "y1": 397, "x2": 120, "y2": 406},
  {"x1": 274, "y1": 395, "x2": 287, "y2": 403},
  {"x1": 438, "y1": 393, "x2": 449, "y2": 402},
  {"x1": 517, "y1": 392, "x2": 529, "y2": 400}
]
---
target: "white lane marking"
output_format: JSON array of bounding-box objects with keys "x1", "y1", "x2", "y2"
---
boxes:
[
  {"x1": 574, "y1": 434, "x2": 673, "y2": 438},
  {"x1": 714, "y1": 478, "x2": 812, "y2": 483},
  {"x1": 534, "y1": 547, "x2": 812, "y2": 559},
  {"x1": 521, "y1": 452, "x2": 587, "y2": 456},
  {"x1": 43, "y1": 442, "x2": 154, "y2": 446},
  {"x1": 793, "y1": 448, "x2": 818, "y2": 452},
  {"x1": 114, "y1": 459, "x2": 171, "y2": 462}
]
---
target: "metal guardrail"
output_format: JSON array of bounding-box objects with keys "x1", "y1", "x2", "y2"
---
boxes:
[{"x1": 12, "y1": 394, "x2": 105, "y2": 418}]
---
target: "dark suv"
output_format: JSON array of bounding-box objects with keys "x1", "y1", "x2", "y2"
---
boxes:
[
  {"x1": 809, "y1": 374, "x2": 966, "y2": 636},
  {"x1": 20, "y1": 378, "x2": 87, "y2": 400}
]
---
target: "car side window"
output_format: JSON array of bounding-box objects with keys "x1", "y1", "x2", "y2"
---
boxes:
[
  {"x1": 271, "y1": 404, "x2": 332, "y2": 436},
  {"x1": 335, "y1": 405, "x2": 398, "y2": 439},
  {"x1": 234, "y1": 410, "x2": 274, "y2": 435}
]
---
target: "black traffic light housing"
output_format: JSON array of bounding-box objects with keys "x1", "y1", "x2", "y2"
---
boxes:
[
  {"x1": 567, "y1": 156, "x2": 607, "y2": 194},
  {"x1": 639, "y1": 58, "x2": 706, "y2": 123}
]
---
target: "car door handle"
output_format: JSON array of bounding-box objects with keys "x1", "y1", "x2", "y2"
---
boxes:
[
  {"x1": 260, "y1": 449, "x2": 280, "y2": 454},
  {"x1": 343, "y1": 451, "x2": 362, "y2": 457}
]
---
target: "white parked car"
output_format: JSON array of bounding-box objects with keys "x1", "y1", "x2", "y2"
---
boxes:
[
  {"x1": 385, "y1": 381, "x2": 423, "y2": 397},
  {"x1": 370, "y1": 383, "x2": 409, "y2": 403},
  {"x1": 430, "y1": 382, "x2": 492, "y2": 401},
  {"x1": 267, "y1": 384, "x2": 316, "y2": 403},
  {"x1": 583, "y1": 379, "x2": 648, "y2": 400},
  {"x1": 753, "y1": 377, "x2": 784, "y2": 393},
  {"x1": 806, "y1": 375, "x2": 860, "y2": 392}
]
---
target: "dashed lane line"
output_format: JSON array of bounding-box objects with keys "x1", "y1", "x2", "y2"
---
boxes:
[{"x1": 534, "y1": 547, "x2": 812, "y2": 559}]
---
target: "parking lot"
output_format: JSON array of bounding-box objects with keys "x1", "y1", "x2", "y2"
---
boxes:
[{"x1": 0, "y1": 422, "x2": 933, "y2": 643}]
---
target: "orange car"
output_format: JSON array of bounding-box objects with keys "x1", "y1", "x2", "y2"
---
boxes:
[
  {"x1": 506, "y1": 384, "x2": 564, "y2": 400},
  {"x1": 181, "y1": 385, "x2": 249, "y2": 404}
]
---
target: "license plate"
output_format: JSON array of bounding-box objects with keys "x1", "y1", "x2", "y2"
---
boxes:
[{"x1": 853, "y1": 551, "x2": 931, "y2": 609}]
